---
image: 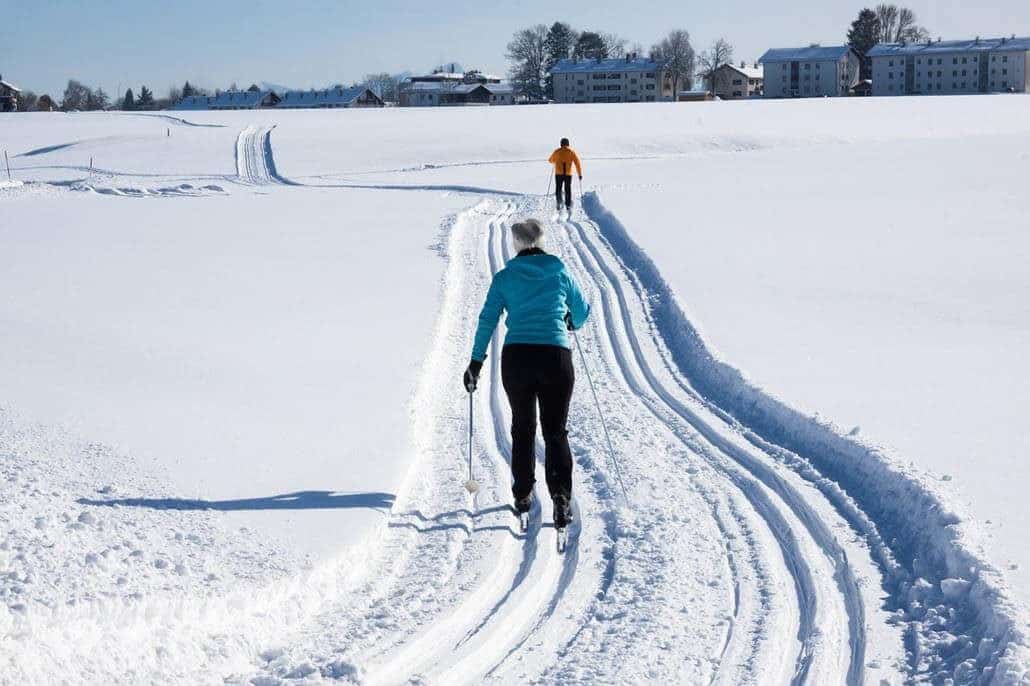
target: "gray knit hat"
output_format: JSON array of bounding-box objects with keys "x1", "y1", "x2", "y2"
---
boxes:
[{"x1": 511, "y1": 219, "x2": 544, "y2": 250}]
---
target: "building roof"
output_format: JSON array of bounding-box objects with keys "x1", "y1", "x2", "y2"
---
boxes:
[
  {"x1": 549, "y1": 57, "x2": 664, "y2": 74},
  {"x1": 409, "y1": 72, "x2": 465, "y2": 82},
  {"x1": 720, "y1": 63, "x2": 763, "y2": 79},
  {"x1": 759, "y1": 46, "x2": 854, "y2": 62},
  {"x1": 209, "y1": 90, "x2": 269, "y2": 108},
  {"x1": 0, "y1": 79, "x2": 21, "y2": 93},
  {"x1": 172, "y1": 95, "x2": 214, "y2": 110},
  {"x1": 403, "y1": 81, "x2": 512, "y2": 94},
  {"x1": 867, "y1": 37, "x2": 1030, "y2": 56},
  {"x1": 277, "y1": 86, "x2": 379, "y2": 107}
]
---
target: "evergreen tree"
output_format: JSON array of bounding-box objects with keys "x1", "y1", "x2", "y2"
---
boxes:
[
  {"x1": 573, "y1": 31, "x2": 607, "y2": 60},
  {"x1": 137, "y1": 85, "x2": 155, "y2": 110},
  {"x1": 122, "y1": 88, "x2": 136, "y2": 111},
  {"x1": 182, "y1": 81, "x2": 195, "y2": 98},
  {"x1": 847, "y1": 8, "x2": 881, "y2": 80},
  {"x1": 544, "y1": 22, "x2": 577, "y2": 99}
]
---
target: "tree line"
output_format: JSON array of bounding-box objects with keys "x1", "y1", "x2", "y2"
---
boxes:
[
  {"x1": 847, "y1": 4, "x2": 931, "y2": 79},
  {"x1": 507, "y1": 22, "x2": 742, "y2": 100}
]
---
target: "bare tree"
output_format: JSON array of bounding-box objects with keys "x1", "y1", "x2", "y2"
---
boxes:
[
  {"x1": 876, "y1": 4, "x2": 929, "y2": 43},
  {"x1": 507, "y1": 24, "x2": 548, "y2": 101},
  {"x1": 602, "y1": 33, "x2": 628, "y2": 58},
  {"x1": 61, "y1": 80, "x2": 91, "y2": 111},
  {"x1": 15, "y1": 90, "x2": 38, "y2": 112},
  {"x1": 168, "y1": 85, "x2": 182, "y2": 105},
  {"x1": 365, "y1": 73, "x2": 399, "y2": 102},
  {"x1": 651, "y1": 29, "x2": 697, "y2": 96},
  {"x1": 698, "y1": 38, "x2": 734, "y2": 95}
]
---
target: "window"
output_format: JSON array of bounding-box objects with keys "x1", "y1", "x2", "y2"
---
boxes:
[
  {"x1": 937, "y1": 70, "x2": 942, "y2": 77},
  {"x1": 1002, "y1": 81, "x2": 1009, "y2": 88},
  {"x1": 815, "y1": 74, "x2": 821, "y2": 81},
  {"x1": 816, "y1": 63, "x2": 821, "y2": 70},
  {"x1": 804, "y1": 74, "x2": 811, "y2": 81},
  {"x1": 962, "y1": 70, "x2": 967, "y2": 76},
  {"x1": 991, "y1": 81, "x2": 996, "y2": 88},
  {"x1": 953, "y1": 70, "x2": 958, "y2": 77},
  {"x1": 962, "y1": 57, "x2": 967, "y2": 64},
  {"x1": 889, "y1": 60, "x2": 894, "y2": 67},
  {"x1": 917, "y1": 58, "x2": 922, "y2": 64},
  {"x1": 733, "y1": 91, "x2": 742, "y2": 97},
  {"x1": 732, "y1": 78, "x2": 742, "y2": 85},
  {"x1": 953, "y1": 57, "x2": 958, "y2": 64},
  {"x1": 805, "y1": 63, "x2": 811, "y2": 70},
  {"x1": 1003, "y1": 55, "x2": 1009, "y2": 63},
  {"x1": 607, "y1": 85, "x2": 621, "y2": 90},
  {"x1": 1003, "y1": 68, "x2": 1008, "y2": 76},
  {"x1": 889, "y1": 72, "x2": 894, "y2": 79},
  {"x1": 782, "y1": 64, "x2": 787, "y2": 71}
]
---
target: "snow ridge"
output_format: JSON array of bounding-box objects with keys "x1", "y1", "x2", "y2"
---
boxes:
[{"x1": 582, "y1": 191, "x2": 1030, "y2": 684}]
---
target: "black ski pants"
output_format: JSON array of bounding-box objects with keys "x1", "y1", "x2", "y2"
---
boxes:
[
  {"x1": 501, "y1": 343, "x2": 575, "y2": 502},
  {"x1": 555, "y1": 174, "x2": 573, "y2": 210}
]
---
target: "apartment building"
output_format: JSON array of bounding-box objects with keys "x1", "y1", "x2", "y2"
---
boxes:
[
  {"x1": 549, "y1": 55, "x2": 674, "y2": 103},
  {"x1": 868, "y1": 37, "x2": 1030, "y2": 96},
  {"x1": 710, "y1": 63, "x2": 764, "y2": 99},
  {"x1": 759, "y1": 45, "x2": 860, "y2": 98}
]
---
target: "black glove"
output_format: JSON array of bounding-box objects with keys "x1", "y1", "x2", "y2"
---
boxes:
[
  {"x1": 564, "y1": 311, "x2": 575, "y2": 331},
  {"x1": 463, "y1": 359, "x2": 483, "y2": 392}
]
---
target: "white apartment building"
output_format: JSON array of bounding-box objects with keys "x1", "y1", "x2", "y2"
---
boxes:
[
  {"x1": 549, "y1": 55, "x2": 674, "y2": 103},
  {"x1": 710, "y1": 63, "x2": 763, "y2": 99},
  {"x1": 868, "y1": 37, "x2": 1030, "y2": 96},
  {"x1": 759, "y1": 45, "x2": 860, "y2": 98}
]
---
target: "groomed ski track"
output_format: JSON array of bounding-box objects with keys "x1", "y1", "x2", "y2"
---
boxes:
[
  {"x1": 239, "y1": 193, "x2": 908, "y2": 685},
  {"x1": 39, "y1": 124, "x2": 1024, "y2": 684}
]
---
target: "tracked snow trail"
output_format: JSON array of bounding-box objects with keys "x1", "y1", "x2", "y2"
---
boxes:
[{"x1": 235, "y1": 125, "x2": 294, "y2": 185}]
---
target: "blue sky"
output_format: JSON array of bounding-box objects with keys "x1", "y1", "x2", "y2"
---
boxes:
[{"x1": 2, "y1": 0, "x2": 1028, "y2": 97}]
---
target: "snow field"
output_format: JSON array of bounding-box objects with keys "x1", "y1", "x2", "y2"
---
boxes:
[{"x1": 2, "y1": 97, "x2": 1028, "y2": 684}]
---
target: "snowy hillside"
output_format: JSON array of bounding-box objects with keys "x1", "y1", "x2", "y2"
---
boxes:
[{"x1": 1, "y1": 98, "x2": 1028, "y2": 684}]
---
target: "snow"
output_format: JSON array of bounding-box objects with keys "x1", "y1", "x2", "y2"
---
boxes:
[{"x1": 1, "y1": 96, "x2": 1028, "y2": 683}]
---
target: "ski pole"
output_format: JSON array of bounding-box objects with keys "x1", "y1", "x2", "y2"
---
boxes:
[
  {"x1": 572, "y1": 330, "x2": 629, "y2": 504},
  {"x1": 578, "y1": 176, "x2": 584, "y2": 204},
  {"x1": 464, "y1": 390, "x2": 479, "y2": 494},
  {"x1": 545, "y1": 172, "x2": 553, "y2": 199},
  {"x1": 4, "y1": 150, "x2": 10, "y2": 182}
]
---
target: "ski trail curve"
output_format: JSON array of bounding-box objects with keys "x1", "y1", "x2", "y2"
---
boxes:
[{"x1": 234, "y1": 124, "x2": 297, "y2": 185}]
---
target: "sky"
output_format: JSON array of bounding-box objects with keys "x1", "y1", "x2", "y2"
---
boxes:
[{"x1": 2, "y1": 0, "x2": 1028, "y2": 98}]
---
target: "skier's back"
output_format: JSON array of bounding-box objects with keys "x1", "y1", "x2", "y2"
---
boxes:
[
  {"x1": 463, "y1": 219, "x2": 590, "y2": 533},
  {"x1": 548, "y1": 138, "x2": 582, "y2": 215}
]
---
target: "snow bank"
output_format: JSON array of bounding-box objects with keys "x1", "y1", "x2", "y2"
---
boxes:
[{"x1": 583, "y1": 191, "x2": 1030, "y2": 683}]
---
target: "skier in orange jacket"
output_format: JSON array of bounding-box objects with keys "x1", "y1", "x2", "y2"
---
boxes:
[{"x1": 548, "y1": 138, "x2": 582, "y2": 215}]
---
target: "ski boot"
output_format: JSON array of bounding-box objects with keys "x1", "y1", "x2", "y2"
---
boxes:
[
  {"x1": 514, "y1": 494, "x2": 532, "y2": 533},
  {"x1": 553, "y1": 494, "x2": 572, "y2": 553}
]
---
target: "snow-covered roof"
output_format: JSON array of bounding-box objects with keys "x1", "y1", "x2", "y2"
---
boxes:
[
  {"x1": 549, "y1": 57, "x2": 664, "y2": 75},
  {"x1": 721, "y1": 64, "x2": 763, "y2": 79},
  {"x1": 210, "y1": 90, "x2": 268, "y2": 109},
  {"x1": 0, "y1": 79, "x2": 21, "y2": 93},
  {"x1": 868, "y1": 37, "x2": 1030, "y2": 56},
  {"x1": 277, "y1": 86, "x2": 379, "y2": 108},
  {"x1": 173, "y1": 95, "x2": 214, "y2": 110},
  {"x1": 403, "y1": 81, "x2": 512, "y2": 95},
  {"x1": 451, "y1": 83, "x2": 513, "y2": 95},
  {"x1": 759, "y1": 46, "x2": 854, "y2": 62},
  {"x1": 409, "y1": 72, "x2": 465, "y2": 82}
]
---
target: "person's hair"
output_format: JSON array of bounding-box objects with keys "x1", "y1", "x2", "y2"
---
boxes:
[
  {"x1": 560, "y1": 137, "x2": 570, "y2": 147},
  {"x1": 511, "y1": 218, "x2": 545, "y2": 251}
]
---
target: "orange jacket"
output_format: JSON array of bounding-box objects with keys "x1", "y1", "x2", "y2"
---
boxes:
[{"x1": 549, "y1": 147, "x2": 582, "y2": 177}]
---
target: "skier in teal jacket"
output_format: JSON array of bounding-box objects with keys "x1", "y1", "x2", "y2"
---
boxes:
[{"x1": 463, "y1": 218, "x2": 590, "y2": 529}]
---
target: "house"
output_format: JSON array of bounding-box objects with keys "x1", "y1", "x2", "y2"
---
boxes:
[
  {"x1": 550, "y1": 55, "x2": 674, "y2": 103},
  {"x1": 759, "y1": 45, "x2": 860, "y2": 97},
  {"x1": 276, "y1": 86, "x2": 384, "y2": 109},
  {"x1": 398, "y1": 70, "x2": 513, "y2": 106},
  {"x1": 867, "y1": 36, "x2": 1030, "y2": 96},
  {"x1": 710, "y1": 63, "x2": 763, "y2": 99},
  {"x1": 207, "y1": 89, "x2": 280, "y2": 110},
  {"x1": 0, "y1": 74, "x2": 22, "y2": 112}
]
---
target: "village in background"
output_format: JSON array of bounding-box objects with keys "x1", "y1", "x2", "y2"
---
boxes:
[{"x1": 1, "y1": 4, "x2": 1027, "y2": 116}]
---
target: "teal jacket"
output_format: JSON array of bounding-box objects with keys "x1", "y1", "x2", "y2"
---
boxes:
[{"x1": 472, "y1": 249, "x2": 590, "y2": 362}]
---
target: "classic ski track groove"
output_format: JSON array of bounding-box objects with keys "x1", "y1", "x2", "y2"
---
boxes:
[{"x1": 558, "y1": 211, "x2": 879, "y2": 685}]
